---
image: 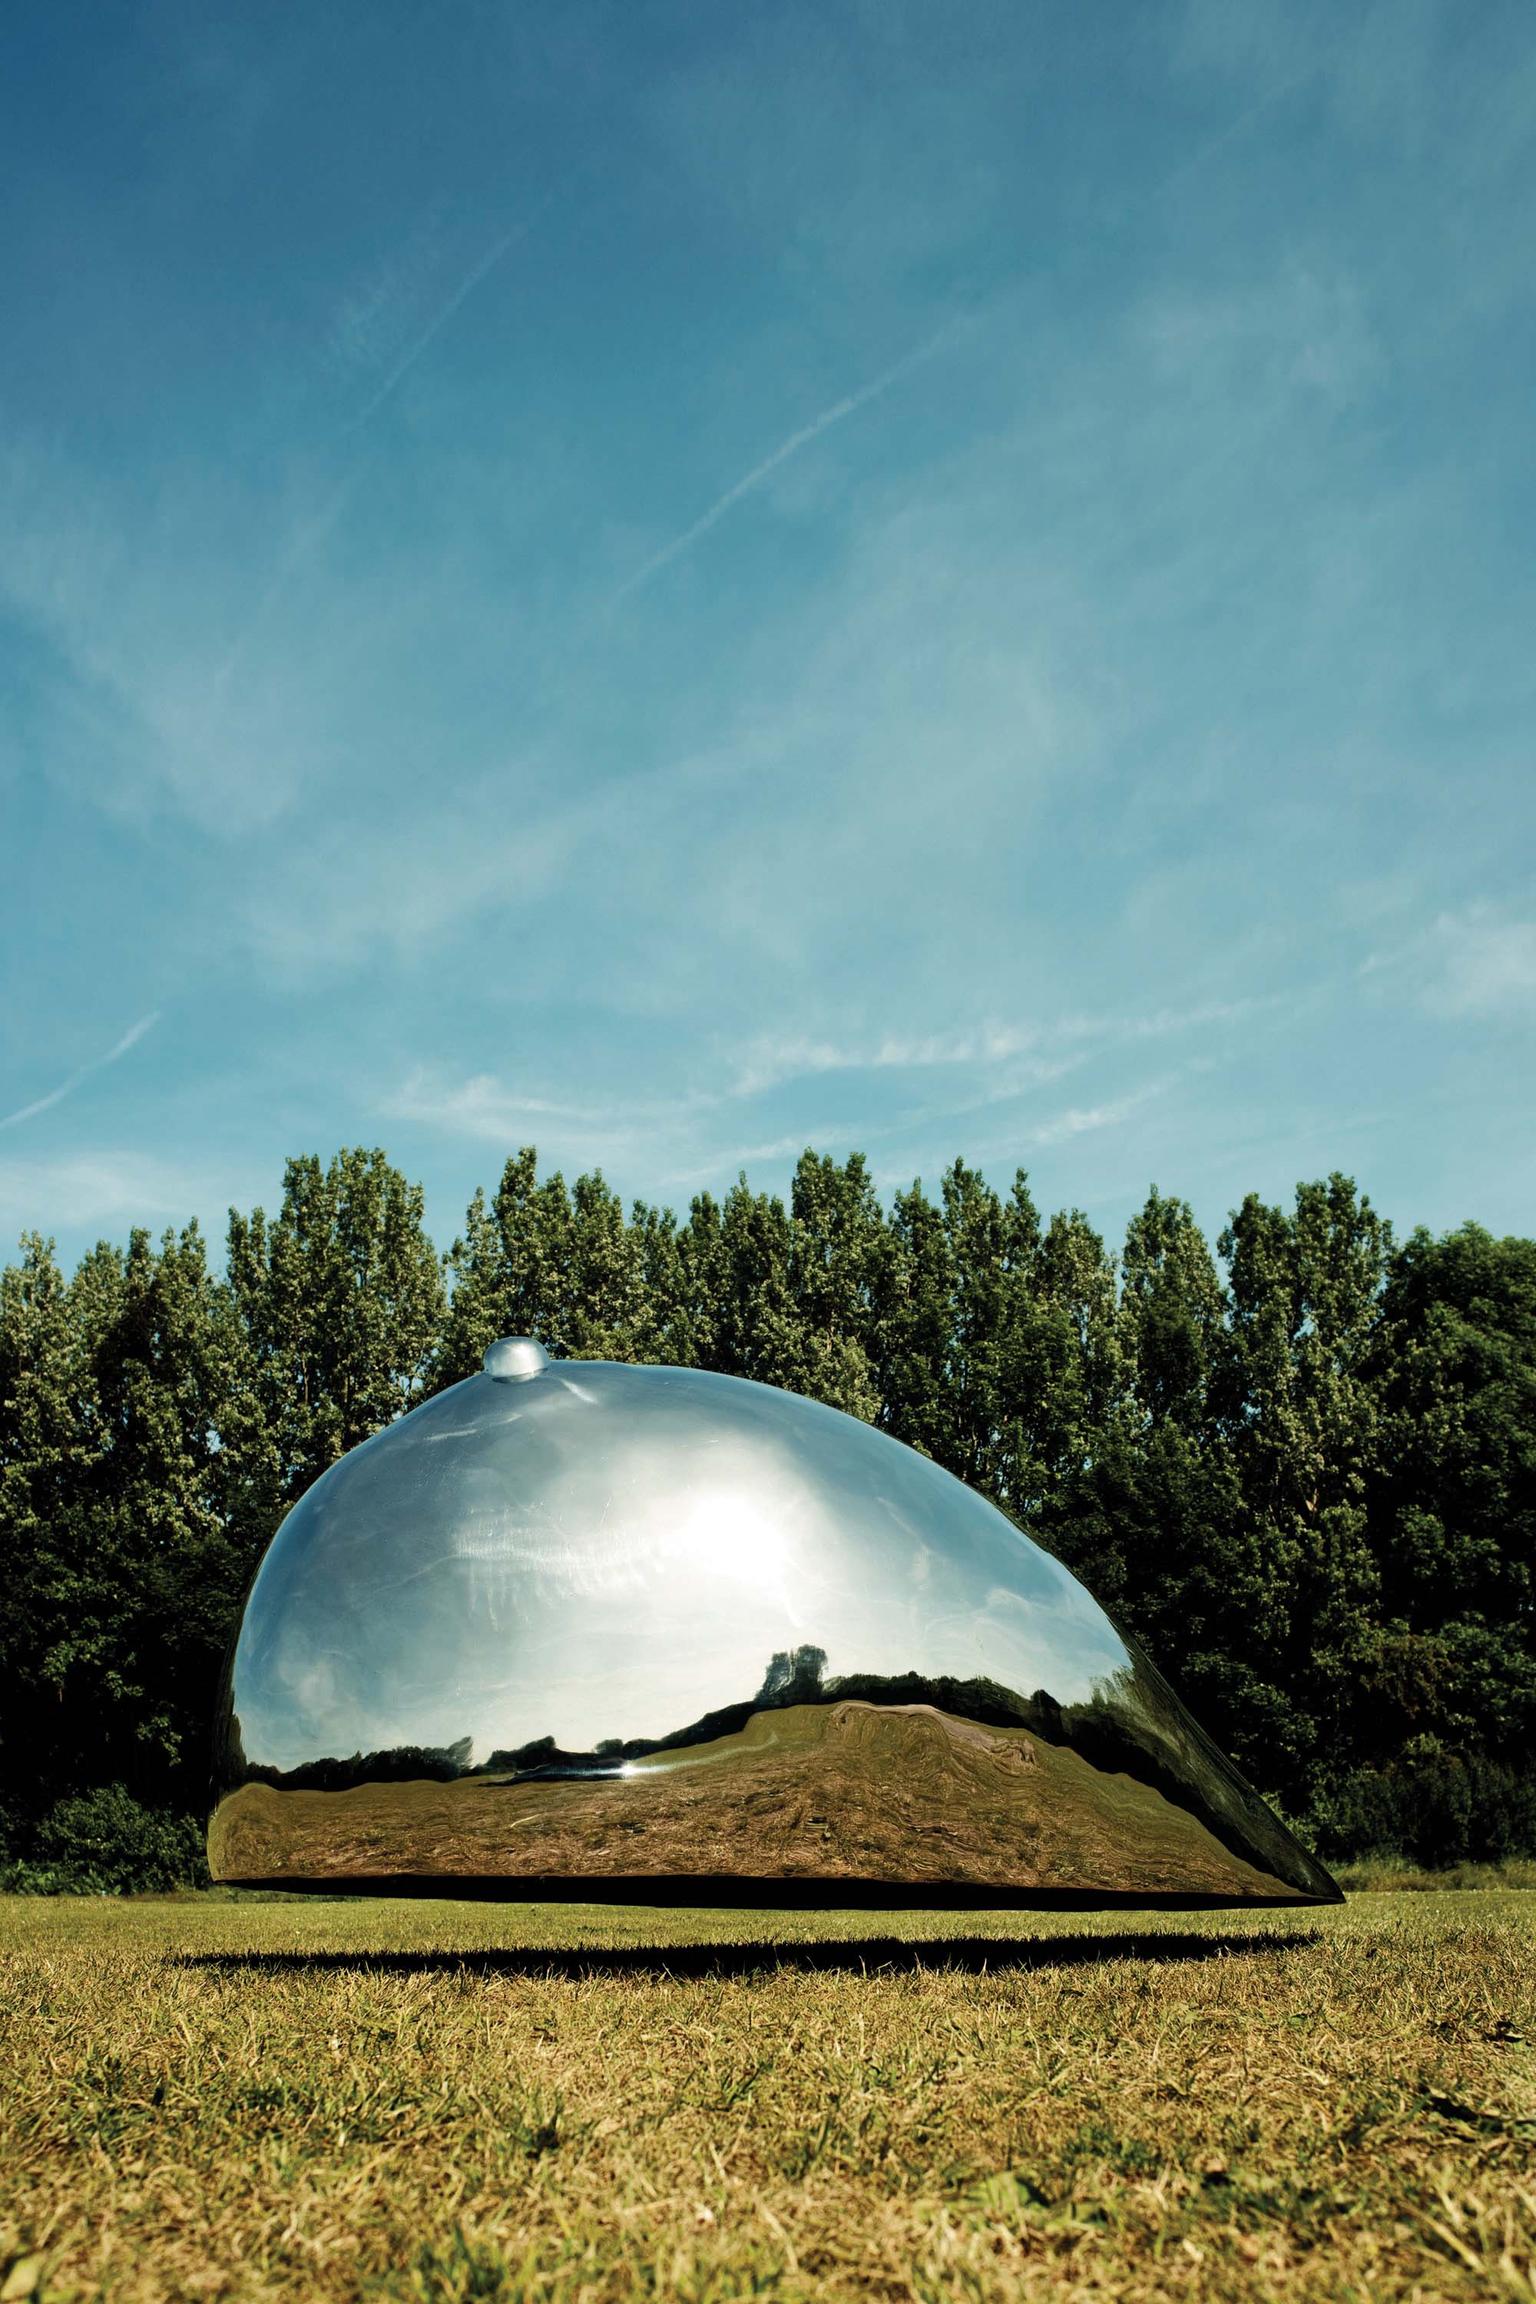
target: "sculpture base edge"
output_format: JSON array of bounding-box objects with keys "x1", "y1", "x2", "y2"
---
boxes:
[{"x1": 215, "y1": 1871, "x2": 1344, "y2": 1909}]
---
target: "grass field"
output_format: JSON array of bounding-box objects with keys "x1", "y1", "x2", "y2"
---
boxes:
[{"x1": 2, "y1": 1892, "x2": 1533, "y2": 2302}]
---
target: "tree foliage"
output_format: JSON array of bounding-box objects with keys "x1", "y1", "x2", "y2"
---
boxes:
[{"x1": 1, "y1": 1144, "x2": 1531, "y2": 1881}]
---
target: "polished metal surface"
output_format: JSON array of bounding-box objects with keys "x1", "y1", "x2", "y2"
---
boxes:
[{"x1": 208, "y1": 1343, "x2": 1340, "y2": 1906}]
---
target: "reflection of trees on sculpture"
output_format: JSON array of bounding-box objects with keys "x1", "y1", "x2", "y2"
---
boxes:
[
  {"x1": 224, "y1": 1633, "x2": 1317, "y2": 1895},
  {"x1": 757, "y1": 1646, "x2": 827, "y2": 1704},
  {"x1": 238, "y1": 1735, "x2": 474, "y2": 1794}
]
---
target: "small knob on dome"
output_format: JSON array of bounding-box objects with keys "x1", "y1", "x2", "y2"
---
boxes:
[{"x1": 483, "y1": 1336, "x2": 548, "y2": 1383}]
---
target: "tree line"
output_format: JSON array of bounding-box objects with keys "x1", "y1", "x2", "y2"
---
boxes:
[{"x1": 1, "y1": 1144, "x2": 1532, "y2": 1886}]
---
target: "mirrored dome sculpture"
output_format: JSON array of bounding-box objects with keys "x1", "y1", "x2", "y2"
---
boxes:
[{"x1": 208, "y1": 1342, "x2": 1341, "y2": 1907}]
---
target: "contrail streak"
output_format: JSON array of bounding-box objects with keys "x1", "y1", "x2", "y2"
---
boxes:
[
  {"x1": 612, "y1": 324, "x2": 957, "y2": 603},
  {"x1": 0, "y1": 1012, "x2": 161, "y2": 1133},
  {"x1": 1162, "y1": 70, "x2": 1312, "y2": 188},
  {"x1": 217, "y1": 217, "x2": 535, "y2": 688},
  {"x1": 349, "y1": 221, "x2": 529, "y2": 432}
]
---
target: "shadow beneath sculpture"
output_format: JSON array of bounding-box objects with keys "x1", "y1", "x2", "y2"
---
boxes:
[{"x1": 180, "y1": 1927, "x2": 1320, "y2": 1982}]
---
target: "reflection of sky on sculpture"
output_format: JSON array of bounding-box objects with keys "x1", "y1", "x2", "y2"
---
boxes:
[{"x1": 234, "y1": 1362, "x2": 1129, "y2": 1771}]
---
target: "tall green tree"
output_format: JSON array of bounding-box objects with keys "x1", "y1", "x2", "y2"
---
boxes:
[
  {"x1": 935, "y1": 1160, "x2": 1010, "y2": 1495},
  {"x1": 776, "y1": 1151, "x2": 888, "y2": 1420},
  {"x1": 438, "y1": 1150, "x2": 660, "y2": 1375},
  {"x1": 0, "y1": 1225, "x2": 264, "y2": 1824},
  {"x1": 712, "y1": 1176, "x2": 798, "y2": 1388},
  {"x1": 1010, "y1": 1202, "x2": 1126, "y2": 1517},
  {"x1": 0, "y1": 1235, "x2": 92, "y2": 1832},
  {"x1": 1355, "y1": 1226, "x2": 1536, "y2": 1779},
  {"x1": 1211, "y1": 1175, "x2": 1390, "y2": 1805},
  {"x1": 878, "y1": 1176, "x2": 959, "y2": 1465},
  {"x1": 1087, "y1": 1189, "x2": 1246, "y2": 1717},
  {"x1": 562, "y1": 1170, "x2": 647, "y2": 1360},
  {"x1": 228, "y1": 1149, "x2": 443, "y2": 1502},
  {"x1": 628, "y1": 1200, "x2": 700, "y2": 1368},
  {"x1": 1121, "y1": 1188, "x2": 1227, "y2": 1436}
]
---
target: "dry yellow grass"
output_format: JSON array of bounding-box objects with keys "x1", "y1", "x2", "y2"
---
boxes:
[{"x1": 2, "y1": 1890, "x2": 1533, "y2": 2302}]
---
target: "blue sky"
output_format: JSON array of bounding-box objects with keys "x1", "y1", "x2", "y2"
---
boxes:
[{"x1": 3, "y1": 0, "x2": 1534, "y2": 1272}]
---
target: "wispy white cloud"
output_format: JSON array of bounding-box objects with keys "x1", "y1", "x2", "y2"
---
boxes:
[
  {"x1": 1366, "y1": 902, "x2": 1536, "y2": 1019},
  {"x1": 728, "y1": 1022, "x2": 1037, "y2": 1098},
  {"x1": 388, "y1": 1067, "x2": 733, "y2": 1186},
  {"x1": 1114, "y1": 997, "x2": 1267, "y2": 1040},
  {"x1": 0, "y1": 1013, "x2": 160, "y2": 1134},
  {"x1": 389, "y1": 1068, "x2": 710, "y2": 1144},
  {"x1": 661, "y1": 1132, "x2": 850, "y2": 1189},
  {"x1": 386, "y1": 998, "x2": 1239, "y2": 1207},
  {"x1": 1140, "y1": 260, "x2": 1378, "y2": 410},
  {"x1": 240, "y1": 736, "x2": 741, "y2": 977},
  {"x1": 242, "y1": 785, "x2": 580, "y2": 972},
  {"x1": 212, "y1": 476, "x2": 357, "y2": 690},
  {"x1": 1426, "y1": 906, "x2": 1536, "y2": 1018},
  {"x1": 0, "y1": 430, "x2": 357, "y2": 832},
  {"x1": 611, "y1": 323, "x2": 958, "y2": 602},
  {"x1": 0, "y1": 203, "x2": 544, "y2": 837},
  {"x1": 1027, "y1": 1073, "x2": 1181, "y2": 1150},
  {"x1": 393, "y1": 998, "x2": 1238, "y2": 1152},
  {"x1": 0, "y1": 1148, "x2": 201, "y2": 1239},
  {"x1": 730, "y1": 997, "x2": 1263, "y2": 1098},
  {"x1": 327, "y1": 204, "x2": 451, "y2": 381}
]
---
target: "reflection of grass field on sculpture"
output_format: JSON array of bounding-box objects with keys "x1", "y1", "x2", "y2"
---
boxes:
[
  {"x1": 213, "y1": 1701, "x2": 1298, "y2": 1899},
  {"x1": 3, "y1": 1892, "x2": 1534, "y2": 2302}
]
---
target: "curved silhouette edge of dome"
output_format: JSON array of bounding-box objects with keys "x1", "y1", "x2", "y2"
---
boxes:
[{"x1": 207, "y1": 1351, "x2": 1343, "y2": 1910}]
